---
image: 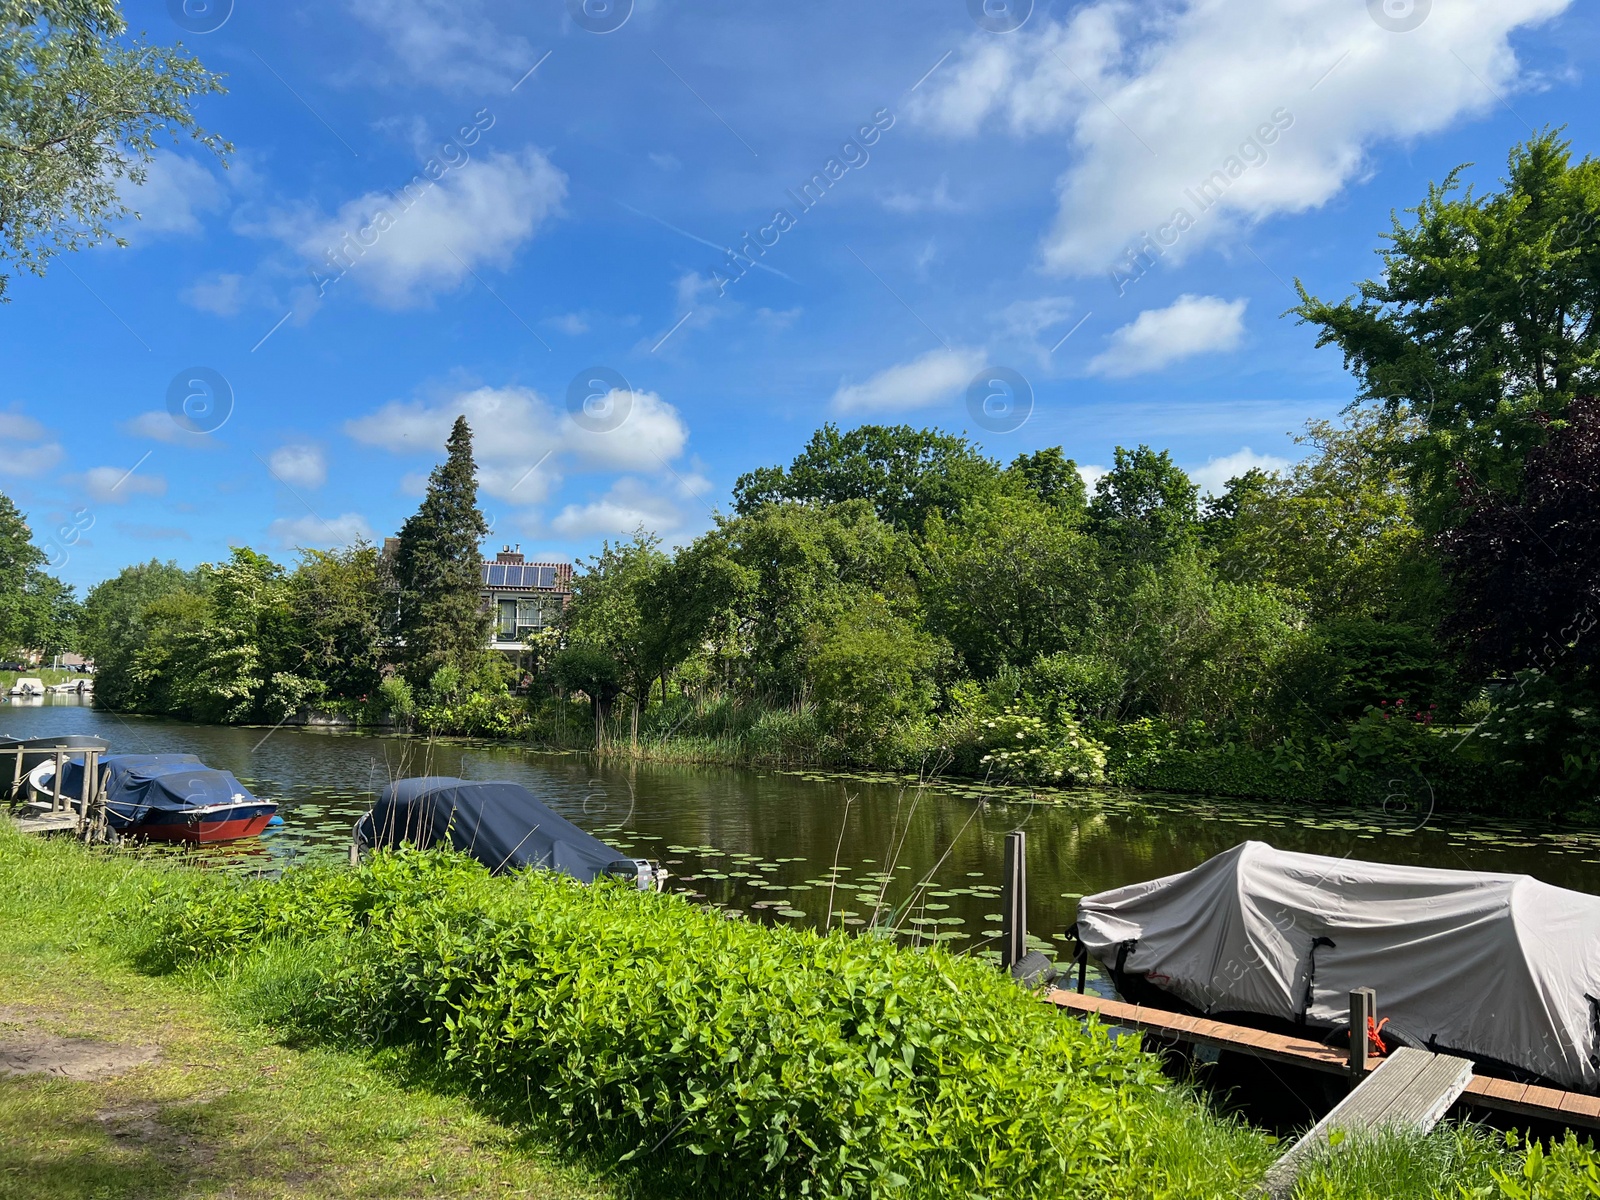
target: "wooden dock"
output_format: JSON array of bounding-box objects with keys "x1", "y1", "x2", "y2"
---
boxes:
[{"x1": 1045, "y1": 987, "x2": 1600, "y2": 1130}]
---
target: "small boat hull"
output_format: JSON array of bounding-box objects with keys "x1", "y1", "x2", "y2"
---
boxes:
[{"x1": 132, "y1": 803, "x2": 278, "y2": 844}]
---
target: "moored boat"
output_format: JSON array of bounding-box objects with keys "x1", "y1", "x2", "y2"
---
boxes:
[
  {"x1": 1072, "y1": 841, "x2": 1600, "y2": 1094},
  {"x1": 29, "y1": 753, "x2": 277, "y2": 843},
  {"x1": 352, "y1": 776, "x2": 666, "y2": 890}
]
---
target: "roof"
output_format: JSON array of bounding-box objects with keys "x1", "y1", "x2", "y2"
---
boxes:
[{"x1": 480, "y1": 562, "x2": 570, "y2": 590}]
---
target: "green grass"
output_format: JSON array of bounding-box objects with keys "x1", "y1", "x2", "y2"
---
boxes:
[
  {"x1": 5, "y1": 826, "x2": 1600, "y2": 1199},
  {"x1": 0, "y1": 826, "x2": 612, "y2": 1200}
]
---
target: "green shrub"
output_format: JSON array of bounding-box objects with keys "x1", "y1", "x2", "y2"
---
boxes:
[
  {"x1": 144, "y1": 849, "x2": 1276, "y2": 1199},
  {"x1": 979, "y1": 706, "x2": 1107, "y2": 786}
]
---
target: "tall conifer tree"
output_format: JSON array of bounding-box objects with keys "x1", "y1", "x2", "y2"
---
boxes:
[{"x1": 394, "y1": 417, "x2": 489, "y2": 682}]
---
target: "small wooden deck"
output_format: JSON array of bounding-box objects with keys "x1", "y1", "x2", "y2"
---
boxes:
[
  {"x1": 1045, "y1": 987, "x2": 1600, "y2": 1130},
  {"x1": 5, "y1": 810, "x2": 80, "y2": 836}
]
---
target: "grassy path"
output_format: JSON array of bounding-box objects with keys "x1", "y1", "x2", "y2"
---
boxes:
[{"x1": 0, "y1": 833, "x2": 612, "y2": 1200}]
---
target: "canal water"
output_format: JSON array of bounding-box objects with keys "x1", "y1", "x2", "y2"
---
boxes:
[{"x1": 7, "y1": 696, "x2": 1600, "y2": 968}]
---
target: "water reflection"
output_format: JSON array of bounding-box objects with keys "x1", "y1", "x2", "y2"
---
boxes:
[{"x1": 5, "y1": 699, "x2": 1599, "y2": 966}]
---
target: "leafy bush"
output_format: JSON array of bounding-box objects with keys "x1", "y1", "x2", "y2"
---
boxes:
[
  {"x1": 370, "y1": 674, "x2": 415, "y2": 721},
  {"x1": 979, "y1": 706, "x2": 1108, "y2": 786},
  {"x1": 144, "y1": 849, "x2": 1277, "y2": 1199}
]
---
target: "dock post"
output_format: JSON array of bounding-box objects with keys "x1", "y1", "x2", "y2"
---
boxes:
[
  {"x1": 1349, "y1": 987, "x2": 1376, "y2": 1087},
  {"x1": 1001, "y1": 830, "x2": 1027, "y2": 971},
  {"x1": 51, "y1": 749, "x2": 65, "y2": 813},
  {"x1": 8, "y1": 745, "x2": 22, "y2": 803}
]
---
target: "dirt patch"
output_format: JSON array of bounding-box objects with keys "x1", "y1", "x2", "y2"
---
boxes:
[{"x1": 0, "y1": 1034, "x2": 158, "y2": 1081}]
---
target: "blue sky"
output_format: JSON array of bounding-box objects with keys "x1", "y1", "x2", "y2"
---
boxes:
[{"x1": 2, "y1": 0, "x2": 1596, "y2": 591}]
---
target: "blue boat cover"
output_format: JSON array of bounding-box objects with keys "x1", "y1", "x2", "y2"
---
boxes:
[
  {"x1": 359, "y1": 776, "x2": 643, "y2": 883},
  {"x1": 58, "y1": 753, "x2": 257, "y2": 827}
]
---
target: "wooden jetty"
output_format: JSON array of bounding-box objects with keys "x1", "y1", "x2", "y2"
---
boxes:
[
  {"x1": 1044, "y1": 987, "x2": 1600, "y2": 1130},
  {"x1": 3, "y1": 742, "x2": 107, "y2": 840}
]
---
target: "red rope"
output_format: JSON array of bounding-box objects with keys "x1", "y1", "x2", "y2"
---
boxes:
[{"x1": 1366, "y1": 1016, "x2": 1390, "y2": 1057}]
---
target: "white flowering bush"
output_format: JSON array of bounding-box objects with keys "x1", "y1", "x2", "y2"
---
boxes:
[{"x1": 980, "y1": 706, "x2": 1108, "y2": 786}]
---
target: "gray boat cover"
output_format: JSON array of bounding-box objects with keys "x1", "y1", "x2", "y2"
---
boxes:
[
  {"x1": 1076, "y1": 841, "x2": 1600, "y2": 1092},
  {"x1": 358, "y1": 777, "x2": 661, "y2": 890}
]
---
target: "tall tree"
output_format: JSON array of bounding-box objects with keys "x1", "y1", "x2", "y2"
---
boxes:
[
  {"x1": 1089, "y1": 445, "x2": 1199, "y2": 568},
  {"x1": 286, "y1": 543, "x2": 385, "y2": 701},
  {"x1": 560, "y1": 531, "x2": 670, "y2": 747},
  {"x1": 1440, "y1": 395, "x2": 1600, "y2": 679},
  {"x1": 733, "y1": 424, "x2": 1002, "y2": 532},
  {"x1": 1, "y1": 0, "x2": 230, "y2": 299},
  {"x1": 76, "y1": 558, "x2": 195, "y2": 708},
  {"x1": 919, "y1": 491, "x2": 1098, "y2": 678},
  {"x1": 394, "y1": 416, "x2": 490, "y2": 684},
  {"x1": 1006, "y1": 447, "x2": 1088, "y2": 514},
  {"x1": 0, "y1": 489, "x2": 74, "y2": 658},
  {"x1": 1294, "y1": 132, "x2": 1600, "y2": 528}
]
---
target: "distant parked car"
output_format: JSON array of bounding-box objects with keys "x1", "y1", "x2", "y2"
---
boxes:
[{"x1": 0, "y1": 662, "x2": 26, "y2": 672}]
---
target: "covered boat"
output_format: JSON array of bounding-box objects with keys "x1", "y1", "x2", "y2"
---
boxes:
[
  {"x1": 1074, "y1": 841, "x2": 1600, "y2": 1093},
  {"x1": 34, "y1": 753, "x2": 277, "y2": 843},
  {"x1": 352, "y1": 777, "x2": 665, "y2": 890}
]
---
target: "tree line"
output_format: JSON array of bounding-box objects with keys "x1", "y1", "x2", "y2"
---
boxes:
[{"x1": 4, "y1": 132, "x2": 1597, "y2": 814}]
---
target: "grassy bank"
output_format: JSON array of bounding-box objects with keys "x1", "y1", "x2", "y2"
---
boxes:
[
  {"x1": 8, "y1": 829, "x2": 1600, "y2": 1198},
  {"x1": 0, "y1": 827, "x2": 610, "y2": 1200}
]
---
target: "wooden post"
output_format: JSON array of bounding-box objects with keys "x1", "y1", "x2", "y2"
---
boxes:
[
  {"x1": 78, "y1": 749, "x2": 92, "y2": 833},
  {"x1": 8, "y1": 746, "x2": 21, "y2": 802},
  {"x1": 1001, "y1": 830, "x2": 1027, "y2": 971},
  {"x1": 51, "y1": 749, "x2": 65, "y2": 813},
  {"x1": 1349, "y1": 987, "x2": 1376, "y2": 1087}
]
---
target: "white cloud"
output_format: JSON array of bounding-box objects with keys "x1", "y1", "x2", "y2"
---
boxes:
[
  {"x1": 1188, "y1": 447, "x2": 1292, "y2": 496},
  {"x1": 0, "y1": 411, "x2": 63, "y2": 478},
  {"x1": 80, "y1": 466, "x2": 166, "y2": 504},
  {"x1": 880, "y1": 175, "x2": 963, "y2": 214},
  {"x1": 268, "y1": 444, "x2": 327, "y2": 489},
  {"x1": 832, "y1": 347, "x2": 987, "y2": 414},
  {"x1": 550, "y1": 478, "x2": 683, "y2": 539},
  {"x1": 912, "y1": 0, "x2": 1570, "y2": 274},
  {"x1": 548, "y1": 312, "x2": 589, "y2": 336},
  {"x1": 268, "y1": 512, "x2": 375, "y2": 549},
  {"x1": 1088, "y1": 295, "x2": 1247, "y2": 377},
  {"x1": 183, "y1": 272, "x2": 247, "y2": 316},
  {"x1": 122, "y1": 153, "x2": 225, "y2": 238},
  {"x1": 121, "y1": 410, "x2": 218, "y2": 447},
  {"x1": 344, "y1": 382, "x2": 689, "y2": 501},
  {"x1": 284, "y1": 149, "x2": 566, "y2": 309},
  {"x1": 343, "y1": 0, "x2": 535, "y2": 91},
  {"x1": 1077, "y1": 463, "x2": 1108, "y2": 494},
  {"x1": 0, "y1": 443, "x2": 64, "y2": 478}
]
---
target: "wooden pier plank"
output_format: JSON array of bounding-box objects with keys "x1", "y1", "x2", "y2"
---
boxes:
[
  {"x1": 1045, "y1": 988, "x2": 1351, "y2": 1074},
  {"x1": 1261, "y1": 1048, "x2": 1473, "y2": 1199},
  {"x1": 1046, "y1": 987, "x2": 1600, "y2": 1130}
]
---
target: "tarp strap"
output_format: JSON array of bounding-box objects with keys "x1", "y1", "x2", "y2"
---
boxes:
[
  {"x1": 1113, "y1": 939, "x2": 1137, "y2": 988},
  {"x1": 1065, "y1": 922, "x2": 1088, "y2": 995},
  {"x1": 1298, "y1": 936, "x2": 1336, "y2": 1027}
]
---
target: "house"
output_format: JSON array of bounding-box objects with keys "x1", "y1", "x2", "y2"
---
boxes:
[{"x1": 481, "y1": 547, "x2": 572, "y2": 657}]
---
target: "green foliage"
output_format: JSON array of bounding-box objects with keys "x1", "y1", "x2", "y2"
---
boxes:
[
  {"x1": 0, "y1": 489, "x2": 75, "y2": 656},
  {"x1": 978, "y1": 706, "x2": 1108, "y2": 786},
  {"x1": 394, "y1": 415, "x2": 490, "y2": 685},
  {"x1": 371, "y1": 674, "x2": 414, "y2": 721},
  {"x1": 1024, "y1": 652, "x2": 1127, "y2": 722},
  {"x1": 1209, "y1": 409, "x2": 1443, "y2": 623},
  {"x1": 1294, "y1": 131, "x2": 1600, "y2": 529},
  {"x1": 1090, "y1": 445, "x2": 1200, "y2": 568},
  {"x1": 1006, "y1": 446, "x2": 1088, "y2": 513},
  {"x1": 919, "y1": 490, "x2": 1097, "y2": 678},
  {"x1": 733, "y1": 423, "x2": 1003, "y2": 532},
  {"x1": 808, "y1": 592, "x2": 946, "y2": 750},
  {"x1": 144, "y1": 848, "x2": 1278, "y2": 1199},
  {"x1": 0, "y1": 1, "x2": 231, "y2": 299}
]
